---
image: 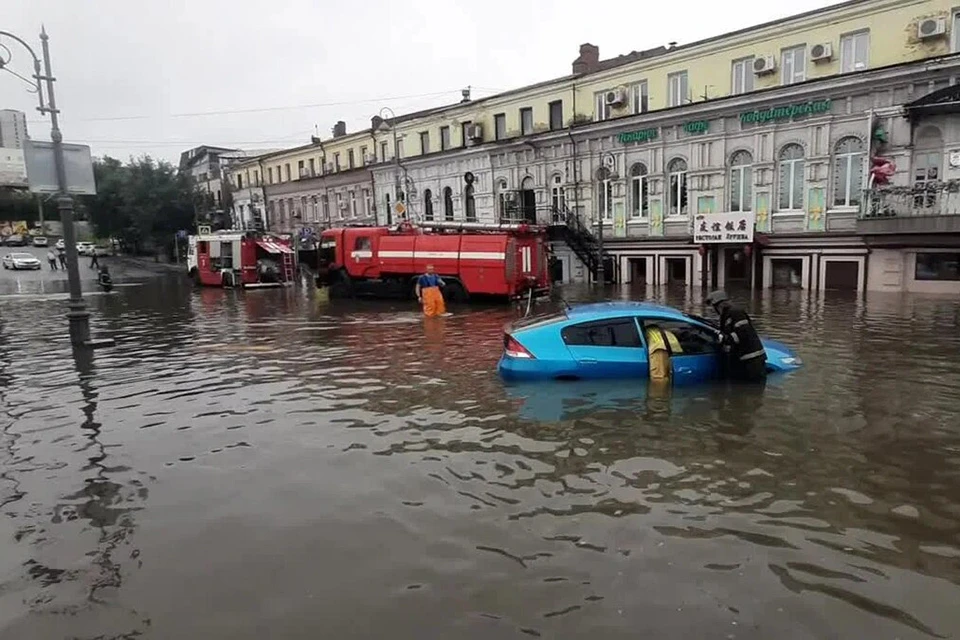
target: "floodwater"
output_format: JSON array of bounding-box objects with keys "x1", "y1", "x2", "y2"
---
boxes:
[{"x1": 1, "y1": 267, "x2": 960, "y2": 639}]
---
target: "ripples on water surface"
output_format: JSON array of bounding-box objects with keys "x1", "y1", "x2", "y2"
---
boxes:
[{"x1": 1, "y1": 277, "x2": 959, "y2": 639}]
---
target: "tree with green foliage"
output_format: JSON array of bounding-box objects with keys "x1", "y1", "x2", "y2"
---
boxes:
[{"x1": 84, "y1": 156, "x2": 196, "y2": 255}]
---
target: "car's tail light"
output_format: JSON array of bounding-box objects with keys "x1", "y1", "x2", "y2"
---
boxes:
[{"x1": 504, "y1": 334, "x2": 535, "y2": 359}]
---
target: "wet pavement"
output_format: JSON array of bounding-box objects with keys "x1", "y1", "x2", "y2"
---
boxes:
[{"x1": 0, "y1": 269, "x2": 959, "y2": 639}]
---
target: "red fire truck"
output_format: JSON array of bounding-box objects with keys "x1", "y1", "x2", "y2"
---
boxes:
[
  {"x1": 315, "y1": 221, "x2": 550, "y2": 301},
  {"x1": 187, "y1": 230, "x2": 296, "y2": 288}
]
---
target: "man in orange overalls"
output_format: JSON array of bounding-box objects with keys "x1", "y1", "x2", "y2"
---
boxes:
[{"x1": 415, "y1": 264, "x2": 446, "y2": 317}]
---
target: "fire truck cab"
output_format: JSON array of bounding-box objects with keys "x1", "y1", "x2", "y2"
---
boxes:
[
  {"x1": 316, "y1": 221, "x2": 549, "y2": 301},
  {"x1": 187, "y1": 230, "x2": 296, "y2": 288}
]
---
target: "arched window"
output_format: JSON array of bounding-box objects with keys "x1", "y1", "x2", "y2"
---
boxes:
[
  {"x1": 443, "y1": 186, "x2": 454, "y2": 221},
  {"x1": 667, "y1": 158, "x2": 688, "y2": 216},
  {"x1": 832, "y1": 137, "x2": 864, "y2": 208},
  {"x1": 596, "y1": 167, "x2": 613, "y2": 221},
  {"x1": 913, "y1": 126, "x2": 943, "y2": 209},
  {"x1": 464, "y1": 184, "x2": 476, "y2": 222},
  {"x1": 550, "y1": 174, "x2": 566, "y2": 214},
  {"x1": 729, "y1": 151, "x2": 753, "y2": 213},
  {"x1": 630, "y1": 163, "x2": 648, "y2": 219},
  {"x1": 423, "y1": 189, "x2": 434, "y2": 221},
  {"x1": 778, "y1": 144, "x2": 805, "y2": 211}
]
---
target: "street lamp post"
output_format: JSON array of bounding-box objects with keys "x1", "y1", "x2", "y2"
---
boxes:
[
  {"x1": 596, "y1": 151, "x2": 619, "y2": 286},
  {"x1": 1, "y1": 27, "x2": 92, "y2": 346},
  {"x1": 379, "y1": 107, "x2": 409, "y2": 225}
]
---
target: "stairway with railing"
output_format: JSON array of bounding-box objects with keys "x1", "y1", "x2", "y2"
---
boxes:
[{"x1": 499, "y1": 201, "x2": 610, "y2": 282}]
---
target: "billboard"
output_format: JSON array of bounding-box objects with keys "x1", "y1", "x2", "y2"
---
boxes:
[
  {"x1": 0, "y1": 221, "x2": 29, "y2": 238},
  {"x1": 22, "y1": 140, "x2": 97, "y2": 195},
  {"x1": 0, "y1": 148, "x2": 28, "y2": 188}
]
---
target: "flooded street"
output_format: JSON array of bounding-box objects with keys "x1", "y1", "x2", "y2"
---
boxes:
[{"x1": 1, "y1": 270, "x2": 959, "y2": 639}]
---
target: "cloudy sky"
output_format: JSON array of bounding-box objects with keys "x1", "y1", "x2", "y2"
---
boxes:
[{"x1": 4, "y1": 0, "x2": 841, "y2": 164}]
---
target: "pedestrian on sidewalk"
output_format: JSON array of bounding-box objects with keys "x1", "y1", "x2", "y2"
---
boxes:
[
  {"x1": 57, "y1": 248, "x2": 66, "y2": 270},
  {"x1": 46, "y1": 249, "x2": 58, "y2": 271},
  {"x1": 89, "y1": 248, "x2": 100, "y2": 270}
]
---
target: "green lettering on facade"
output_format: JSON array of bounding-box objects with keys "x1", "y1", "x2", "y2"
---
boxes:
[
  {"x1": 618, "y1": 129, "x2": 659, "y2": 144},
  {"x1": 683, "y1": 120, "x2": 710, "y2": 134},
  {"x1": 740, "y1": 99, "x2": 832, "y2": 125}
]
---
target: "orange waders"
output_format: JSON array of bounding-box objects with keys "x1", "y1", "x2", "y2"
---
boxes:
[{"x1": 421, "y1": 286, "x2": 446, "y2": 317}]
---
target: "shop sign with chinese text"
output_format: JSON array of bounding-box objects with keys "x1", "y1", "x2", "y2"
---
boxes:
[{"x1": 693, "y1": 212, "x2": 756, "y2": 244}]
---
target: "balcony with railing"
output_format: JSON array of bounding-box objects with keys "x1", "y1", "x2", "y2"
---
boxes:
[{"x1": 858, "y1": 181, "x2": 960, "y2": 234}]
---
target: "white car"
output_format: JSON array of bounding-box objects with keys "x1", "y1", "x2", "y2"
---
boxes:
[
  {"x1": 55, "y1": 239, "x2": 65, "y2": 250},
  {"x1": 76, "y1": 242, "x2": 94, "y2": 255},
  {"x1": 32, "y1": 236, "x2": 48, "y2": 247},
  {"x1": 2, "y1": 252, "x2": 42, "y2": 270}
]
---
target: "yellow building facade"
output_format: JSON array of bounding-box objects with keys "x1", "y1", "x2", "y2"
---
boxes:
[{"x1": 229, "y1": 0, "x2": 960, "y2": 293}]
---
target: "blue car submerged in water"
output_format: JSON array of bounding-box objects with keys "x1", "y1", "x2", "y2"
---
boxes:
[{"x1": 497, "y1": 301, "x2": 801, "y2": 383}]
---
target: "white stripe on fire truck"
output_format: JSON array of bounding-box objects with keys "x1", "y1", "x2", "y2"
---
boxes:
[{"x1": 376, "y1": 251, "x2": 505, "y2": 260}]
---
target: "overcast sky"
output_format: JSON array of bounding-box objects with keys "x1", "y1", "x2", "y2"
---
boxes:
[{"x1": 4, "y1": 0, "x2": 841, "y2": 164}]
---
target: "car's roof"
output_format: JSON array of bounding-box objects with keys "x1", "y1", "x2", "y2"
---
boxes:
[
  {"x1": 566, "y1": 301, "x2": 691, "y2": 321},
  {"x1": 9, "y1": 253, "x2": 35, "y2": 258}
]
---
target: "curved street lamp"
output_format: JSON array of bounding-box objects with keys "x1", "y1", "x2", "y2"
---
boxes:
[{"x1": 1, "y1": 28, "x2": 97, "y2": 346}]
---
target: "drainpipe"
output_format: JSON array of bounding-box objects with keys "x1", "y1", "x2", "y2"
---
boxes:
[
  {"x1": 369, "y1": 128, "x2": 379, "y2": 225},
  {"x1": 567, "y1": 82, "x2": 581, "y2": 219},
  {"x1": 317, "y1": 138, "x2": 330, "y2": 228}
]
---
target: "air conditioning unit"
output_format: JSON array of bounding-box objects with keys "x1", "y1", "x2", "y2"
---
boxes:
[
  {"x1": 810, "y1": 43, "x2": 833, "y2": 62},
  {"x1": 604, "y1": 87, "x2": 627, "y2": 107},
  {"x1": 324, "y1": 163, "x2": 334, "y2": 173},
  {"x1": 918, "y1": 17, "x2": 947, "y2": 39},
  {"x1": 753, "y1": 55, "x2": 776, "y2": 75},
  {"x1": 467, "y1": 124, "x2": 483, "y2": 140}
]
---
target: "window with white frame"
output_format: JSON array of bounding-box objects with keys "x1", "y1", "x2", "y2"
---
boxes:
[
  {"x1": 423, "y1": 189, "x2": 434, "y2": 221},
  {"x1": 595, "y1": 92, "x2": 612, "y2": 121},
  {"x1": 336, "y1": 192, "x2": 344, "y2": 219},
  {"x1": 731, "y1": 57, "x2": 755, "y2": 96},
  {"x1": 363, "y1": 189, "x2": 371, "y2": 217},
  {"x1": 551, "y1": 174, "x2": 566, "y2": 214},
  {"x1": 597, "y1": 170, "x2": 613, "y2": 221},
  {"x1": 729, "y1": 151, "x2": 753, "y2": 213},
  {"x1": 668, "y1": 71, "x2": 688, "y2": 107},
  {"x1": 350, "y1": 190, "x2": 357, "y2": 217},
  {"x1": 840, "y1": 31, "x2": 870, "y2": 73},
  {"x1": 777, "y1": 144, "x2": 805, "y2": 211},
  {"x1": 667, "y1": 158, "x2": 688, "y2": 216},
  {"x1": 631, "y1": 82, "x2": 648, "y2": 114},
  {"x1": 497, "y1": 179, "x2": 509, "y2": 219},
  {"x1": 833, "y1": 137, "x2": 865, "y2": 208},
  {"x1": 781, "y1": 45, "x2": 806, "y2": 85},
  {"x1": 322, "y1": 194, "x2": 329, "y2": 222},
  {"x1": 629, "y1": 163, "x2": 648, "y2": 218}
]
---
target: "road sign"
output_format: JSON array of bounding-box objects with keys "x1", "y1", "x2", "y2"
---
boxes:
[
  {"x1": 394, "y1": 202, "x2": 407, "y2": 215},
  {"x1": 22, "y1": 140, "x2": 97, "y2": 195},
  {"x1": 197, "y1": 225, "x2": 211, "y2": 235}
]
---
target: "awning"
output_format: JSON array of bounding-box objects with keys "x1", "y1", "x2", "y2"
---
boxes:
[
  {"x1": 256, "y1": 239, "x2": 294, "y2": 254},
  {"x1": 903, "y1": 84, "x2": 960, "y2": 119}
]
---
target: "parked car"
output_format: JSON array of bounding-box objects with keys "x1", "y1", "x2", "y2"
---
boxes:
[
  {"x1": 4, "y1": 235, "x2": 26, "y2": 247},
  {"x1": 2, "y1": 252, "x2": 42, "y2": 270},
  {"x1": 497, "y1": 301, "x2": 802, "y2": 383},
  {"x1": 55, "y1": 239, "x2": 65, "y2": 250},
  {"x1": 76, "y1": 242, "x2": 94, "y2": 255},
  {"x1": 32, "y1": 236, "x2": 48, "y2": 247}
]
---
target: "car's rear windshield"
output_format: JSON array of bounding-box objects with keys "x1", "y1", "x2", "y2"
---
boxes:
[{"x1": 510, "y1": 309, "x2": 568, "y2": 332}]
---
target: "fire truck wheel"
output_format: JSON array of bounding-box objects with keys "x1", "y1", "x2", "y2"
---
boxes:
[
  {"x1": 443, "y1": 280, "x2": 468, "y2": 303},
  {"x1": 329, "y1": 270, "x2": 354, "y2": 298}
]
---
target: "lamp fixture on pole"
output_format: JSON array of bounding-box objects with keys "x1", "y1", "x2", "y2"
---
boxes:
[{"x1": 0, "y1": 27, "x2": 108, "y2": 347}]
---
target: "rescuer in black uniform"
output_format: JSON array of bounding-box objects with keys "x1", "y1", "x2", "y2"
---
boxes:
[{"x1": 705, "y1": 290, "x2": 767, "y2": 382}]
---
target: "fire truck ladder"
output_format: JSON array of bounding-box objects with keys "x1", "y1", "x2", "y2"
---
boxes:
[{"x1": 281, "y1": 251, "x2": 295, "y2": 283}]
